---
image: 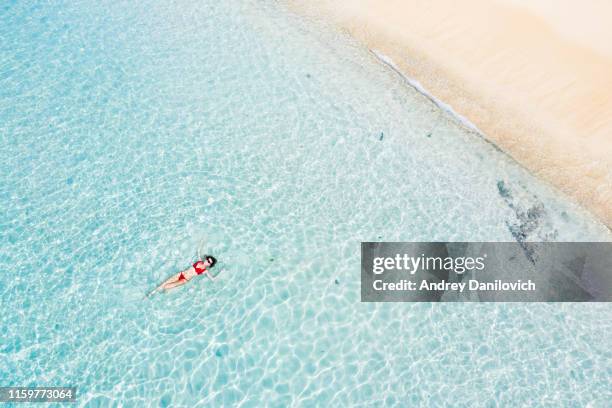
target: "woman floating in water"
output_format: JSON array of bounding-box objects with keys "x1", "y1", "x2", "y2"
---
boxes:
[{"x1": 148, "y1": 255, "x2": 217, "y2": 296}]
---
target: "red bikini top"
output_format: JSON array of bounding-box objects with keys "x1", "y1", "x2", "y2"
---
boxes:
[{"x1": 193, "y1": 261, "x2": 206, "y2": 275}]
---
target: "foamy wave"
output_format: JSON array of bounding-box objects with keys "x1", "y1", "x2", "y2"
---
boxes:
[{"x1": 370, "y1": 49, "x2": 483, "y2": 134}]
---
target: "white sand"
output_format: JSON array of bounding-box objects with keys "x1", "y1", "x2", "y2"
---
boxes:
[{"x1": 288, "y1": 0, "x2": 612, "y2": 226}]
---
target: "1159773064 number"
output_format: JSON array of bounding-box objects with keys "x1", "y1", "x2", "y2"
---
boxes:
[{"x1": 0, "y1": 387, "x2": 77, "y2": 402}]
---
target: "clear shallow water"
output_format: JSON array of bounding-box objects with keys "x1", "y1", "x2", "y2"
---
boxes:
[{"x1": 1, "y1": 0, "x2": 611, "y2": 406}]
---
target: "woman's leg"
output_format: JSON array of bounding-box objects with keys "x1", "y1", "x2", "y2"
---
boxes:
[
  {"x1": 161, "y1": 278, "x2": 189, "y2": 291},
  {"x1": 160, "y1": 272, "x2": 183, "y2": 287},
  {"x1": 149, "y1": 272, "x2": 184, "y2": 296}
]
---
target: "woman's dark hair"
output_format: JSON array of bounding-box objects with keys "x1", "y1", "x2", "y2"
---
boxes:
[{"x1": 205, "y1": 255, "x2": 217, "y2": 268}]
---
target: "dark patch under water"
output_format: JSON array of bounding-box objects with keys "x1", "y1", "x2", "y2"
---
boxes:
[
  {"x1": 497, "y1": 180, "x2": 510, "y2": 198},
  {"x1": 215, "y1": 345, "x2": 229, "y2": 358},
  {"x1": 497, "y1": 180, "x2": 558, "y2": 263}
]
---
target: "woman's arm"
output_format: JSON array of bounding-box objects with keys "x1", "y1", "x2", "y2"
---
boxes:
[{"x1": 206, "y1": 271, "x2": 216, "y2": 281}]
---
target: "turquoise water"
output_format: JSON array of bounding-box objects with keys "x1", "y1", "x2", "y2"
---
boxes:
[{"x1": 1, "y1": 0, "x2": 611, "y2": 406}]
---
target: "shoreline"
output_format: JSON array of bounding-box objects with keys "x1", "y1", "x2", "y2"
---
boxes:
[
  {"x1": 287, "y1": 0, "x2": 612, "y2": 227},
  {"x1": 370, "y1": 49, "x2": 485, "y2": 135}
]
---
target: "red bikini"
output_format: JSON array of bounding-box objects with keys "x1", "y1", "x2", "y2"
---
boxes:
[
  {"x1": 178, "y1": 261, "x2": 207, "y2": 281},
  {"x1": 193, "y1": 261, "x2": 207, "y2": 275}
]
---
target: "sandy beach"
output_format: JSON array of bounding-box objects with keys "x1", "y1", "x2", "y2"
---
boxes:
[{"x1": 288, "y1": 0, "x2": 612, "y2": 227}]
